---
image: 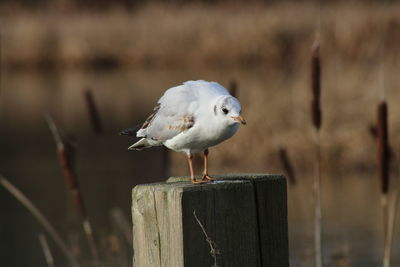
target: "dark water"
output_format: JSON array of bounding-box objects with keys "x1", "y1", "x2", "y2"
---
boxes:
[{"x1": 0, "y1": 68, "x2": 399, "y2": 266}]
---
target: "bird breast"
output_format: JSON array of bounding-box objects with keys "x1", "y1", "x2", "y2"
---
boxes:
[{"x1": 164, "y1": 115, "x2": 239, "y2": 153}]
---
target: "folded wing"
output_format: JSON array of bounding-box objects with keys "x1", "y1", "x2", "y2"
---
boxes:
[{"x1": 137, "y1": 85, "x2": 198, "y2": 142}]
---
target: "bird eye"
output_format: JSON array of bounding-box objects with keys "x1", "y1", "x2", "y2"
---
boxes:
[{"x1": 222, "y1": 108, "x2": 229, "y2": 114}]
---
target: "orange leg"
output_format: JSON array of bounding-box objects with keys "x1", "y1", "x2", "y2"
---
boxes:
[
  {"x1": 202, "y1": 149, "x2": 215, "y2": 182},
  {"x1": 187, "y1": 153, "x2": 206, "y2": 184}
]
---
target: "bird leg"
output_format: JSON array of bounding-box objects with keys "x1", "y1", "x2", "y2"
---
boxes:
[
  {"x1": 187, "y1": 153, "x2": 207, "y2": 184},
  {"x1": 202, "y1": 149, "x2": 215, "y2": 181}
]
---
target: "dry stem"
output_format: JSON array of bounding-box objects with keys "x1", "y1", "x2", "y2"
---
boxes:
[
  {"x1": 278, "y1": 147, "x2": 296, "y2": 185},
  {"x1": 45, "y1": 114, "x2": 100, "y2": 265},
  {"x1": 311, "y1": 40, "x2": 323, "y2": 267},
  {"x1": 383, "y1": 191, "x2": 398, "y2": 267},
  {"x1": 38, "y1": 233, "x2": 55, "y2": 267},
  {"x1": 84, "y1": 88, "x2": 103, "y2": 134},
  {"x1": 193, "y1": 210, "x2": 220, "y2": 267},
  {"x1": 376, "y1": 101, "x2": 390, "y2": 267},
  {"x1": 382, "y1": 144, "x2": 400, "y2": 267},
  {"x1": 83, "y1": 219, "x2": 100, "y2": 265},
  {"x1": 0, "y1": 175, "x2": 79, "y2": 267},
  {"x1": 313, "y1": 130, "x2": 322, "y2": 267},
  {"x1": 45, "y1": 113, "x2": 63, "y2": 149}
]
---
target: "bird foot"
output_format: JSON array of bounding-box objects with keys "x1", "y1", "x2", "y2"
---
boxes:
[
  {"x1": 191, "y1": 178, "x2": 208, "y2": 184},
  {"x1": 201, "y1": 175, "x2": 216, "y2": 182}
]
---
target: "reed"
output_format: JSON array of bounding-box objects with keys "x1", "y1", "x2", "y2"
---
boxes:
[
  {"x1": 84, "y1": 88, "x2": 103, "y2": 134},
  {"x1": 377, "y1": 101, "x2": 390, "y2": 196},
  {"x1": 384, "y1": 190, "x2": 398, "y2": 267},
  {"x1": 376, "y1": 100, "x2": 392, "y2": 267},
  {"x1": 38, "y1": 233, "x2": 56, "y2": 267},
  {"x1": 0, "y1": 175, "x2": 79, "y2": 267},
  {"x1": 311, "y1": 41, "x2": 322, "y2": 267},
  {"x1": 311, "y1": 42, "x2": 321, "y2": 131},
  {"x1": 45, "y1": 114, "x2": 100, "y2": 265},
  {"x1": 278, "y1": 147, "x2": 296, "y2": 185}
]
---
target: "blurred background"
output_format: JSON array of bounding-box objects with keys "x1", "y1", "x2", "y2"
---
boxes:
[{"x1": 1, "y1": 0, "x2": 400, "y2": 266}]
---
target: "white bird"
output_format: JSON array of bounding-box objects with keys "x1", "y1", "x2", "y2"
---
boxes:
[{"x1": 121, "y1": 80, "x2": 246, "y2": 184}]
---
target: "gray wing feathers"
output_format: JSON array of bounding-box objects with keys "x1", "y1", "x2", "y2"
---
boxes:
[{"x1": 137, "y1": 85, "x2": 197, "y2": 142}]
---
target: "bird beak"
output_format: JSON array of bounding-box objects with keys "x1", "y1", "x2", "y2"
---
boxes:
[{"x1": 232, "y1": 116, "x2": 247, "y2": 125}]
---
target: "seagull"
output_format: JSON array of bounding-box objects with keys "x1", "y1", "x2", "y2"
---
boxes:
[{"x1": 121, "y1": 80, "x2": 246, "y2": 184}]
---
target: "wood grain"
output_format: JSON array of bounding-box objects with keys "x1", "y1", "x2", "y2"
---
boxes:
[{"x1": 132, "y1": 174, "x2": 288, "y2": 267}]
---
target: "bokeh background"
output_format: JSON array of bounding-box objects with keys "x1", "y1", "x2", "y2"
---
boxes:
[{"x1": 1, "y1": 0, "x2": 400, "y2": 266}]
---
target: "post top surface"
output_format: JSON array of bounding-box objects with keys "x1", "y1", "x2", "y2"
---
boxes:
[
  {"x1": 132, "y1": 173, "x2": 285, "y2": 194},
  {"x1": 167, "y1": 173, "x2": 283, "y2": 183}
]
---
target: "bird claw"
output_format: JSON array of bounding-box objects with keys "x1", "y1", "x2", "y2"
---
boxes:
[
  {"x1": 191, "y1": 178, "x2": 209, "y2": 184},
  {"x1": 201, "y1": 175, "x2": 216, "y2": 182}
]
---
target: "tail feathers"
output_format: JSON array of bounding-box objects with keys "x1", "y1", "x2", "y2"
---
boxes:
[
  {"x1": 119, "y1": 125, "x2": 141, "y2": 137},
  {"x1": 128, "y1": 138, "x2": 153, "y2": 150}
]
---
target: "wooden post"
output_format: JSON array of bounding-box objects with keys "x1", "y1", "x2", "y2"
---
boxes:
[{"x1": 132, "y1": 174, "x2": 288, "y2": 267}]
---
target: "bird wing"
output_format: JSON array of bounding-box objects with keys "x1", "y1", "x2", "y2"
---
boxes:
[{"x1": 137, "y1": 84, "x2": 199, "y2": 142}]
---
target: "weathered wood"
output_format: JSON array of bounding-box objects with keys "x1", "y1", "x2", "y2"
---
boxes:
[{"x1": 132, "y1": 174, "x2": 288, "y2": 267}]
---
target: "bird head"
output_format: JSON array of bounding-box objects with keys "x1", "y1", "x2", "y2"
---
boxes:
[{"x1": 214, "y1": 96, "x2": 246, "y2": 126}]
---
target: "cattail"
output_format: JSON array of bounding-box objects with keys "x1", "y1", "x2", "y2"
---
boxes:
[
  {"x1": 311, "y1": 41, "x2": 322, "y2": 267},
  {"x1": 84, "y1": 88, "x2": 103, "y2": 134},
  {"x1": 377, "y1": 100, "x2": 392, "y2": 267},
  {"x1": 278, "y1": 147, "x2": 296, "y2": 185},
  {"x1": 229, "y1": 80, "x2": 238, "y2": 98},
  {"x1": 58, "y1": 146, "x2": 87, "y2": 219},
  {"x1": 377, "y1": 101, "x2": 390, "y2": 195},
  {"x1": 311, "y1": 42, "x2": 321, "y2": 130},
  {"x1": 0, "y1": 175, "x2": 79, "y2": 267},
  {"x1": 45, "y1": 114, "x2": 86, "y2": 218},
  {"x1": 45, "y1": 114, "x2": 100, "y2": 265}
]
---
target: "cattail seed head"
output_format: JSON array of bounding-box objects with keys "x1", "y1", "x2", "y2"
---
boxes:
[
  {"x1": 58, "y1": 147, "x2": 78, "y2": 190},
  {"x1": 58, "y1": 144, "x2": 87, "y2": 219},
  {"x1": 377, "y1": 101, "x2": 390, "y2": 194},
  {"x1": 311, "y1": 42, "x2": 322, "y2": 130}
]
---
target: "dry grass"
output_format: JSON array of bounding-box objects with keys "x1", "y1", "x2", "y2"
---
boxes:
[
  {"x1": 0, "y1": 175, "x2": 80, "y2": 267},
  {"x1": 38, "y1": 233, "x2": 56, "y2": 267},
  {"x1": 1, "y1": 3, "x2": 400, "y2": 70}
]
